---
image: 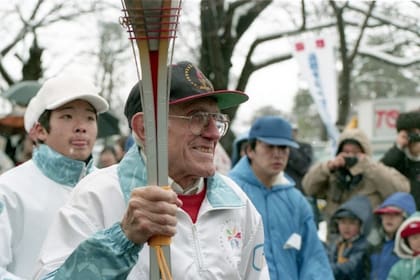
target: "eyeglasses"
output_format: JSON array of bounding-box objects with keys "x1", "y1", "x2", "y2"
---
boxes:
[{"x1": 169, "y1": 112, "x2": 230, "y2": 137}]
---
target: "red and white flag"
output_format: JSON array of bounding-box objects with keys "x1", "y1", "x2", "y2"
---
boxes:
[{"x1": 290, "y1": 35, "x2": 339, "y2": 145}]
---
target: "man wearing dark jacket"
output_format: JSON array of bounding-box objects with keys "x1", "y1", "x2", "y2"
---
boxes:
[
  {"x1": 285, "y1": 124, "x2": 313, "y2": 192},
  {"x1": 381, "y1": 110, "x2": 420, "y2": 208}
]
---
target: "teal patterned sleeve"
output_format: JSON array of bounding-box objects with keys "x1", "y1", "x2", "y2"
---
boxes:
[{"x1": 43, "y1": 223, "x2": 142, "y2": 280}]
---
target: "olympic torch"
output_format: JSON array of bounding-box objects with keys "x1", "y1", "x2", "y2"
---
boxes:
[{"x1": 120, "y1": 1, "x2": 182, "y2": 279}]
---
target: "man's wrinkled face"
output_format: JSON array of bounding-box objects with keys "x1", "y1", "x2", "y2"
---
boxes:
[
  {"x1": 37, "y1": 99, "x2": 98, "y2": 161},
  {"x1": 167, "y1": 98, "x2": 222, "y2": 183}
]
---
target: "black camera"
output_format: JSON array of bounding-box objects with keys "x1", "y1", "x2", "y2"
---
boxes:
[
  {"x1": 343, "y1": 156, "x2": 358, "y2": 168},
  {"x1": 408, "y1": 132, "x2": 420, "y2": 143}
]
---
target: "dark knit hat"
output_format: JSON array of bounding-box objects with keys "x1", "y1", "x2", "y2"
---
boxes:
[
  {"x1": 124, "y1": 61, "x2": 248, "y2": 129},
  {"x1": 396, "y1": 111, "x2": 420, "y2": 132}
]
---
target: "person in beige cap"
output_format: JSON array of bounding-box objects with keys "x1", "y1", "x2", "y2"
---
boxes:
[{"x1": 0, "y1": 73, "x2": 108, "y2": 279}]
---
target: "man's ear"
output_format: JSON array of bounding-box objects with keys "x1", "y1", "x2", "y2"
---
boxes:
[
  {"x1": 245, "y1": 143, "x2": 253, "y2": 157},
  {"x1": 131, "y1": 112, "x2": 146, "y2": 143},
  {"x1": 33, "y1": 122, "x2": 47, "y2": 142}
]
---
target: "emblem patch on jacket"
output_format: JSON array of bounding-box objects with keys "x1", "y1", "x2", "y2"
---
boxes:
[{"x1": 219, "y1": 220, "x2": 243, "y2": 266}]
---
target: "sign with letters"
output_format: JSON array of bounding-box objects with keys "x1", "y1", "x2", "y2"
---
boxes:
[{"x1": 373, "y1": 101, "x2": 405, "y2": 139}]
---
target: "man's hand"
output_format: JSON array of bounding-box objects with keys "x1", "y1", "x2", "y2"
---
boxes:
[
  {"x1": 326, "y1": 154, "x2": 346, "y2": 171},
  {"x1": 121, "y1": 186, "x2": 183, "y2": 244},
  {"x1": 327, "y1": 152, "x2": 365, "y2": 171}
]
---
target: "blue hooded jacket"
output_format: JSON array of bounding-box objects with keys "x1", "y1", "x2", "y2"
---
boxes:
[
  {"x1": 369, "y1": 192, "x2": 416, "y2": 280},
  {"x1": 229, "y1": 156, "x2": 333, "y2": 280},
  {"x1": 328, "y1": 195, "x2": 373, "y2": 280}
]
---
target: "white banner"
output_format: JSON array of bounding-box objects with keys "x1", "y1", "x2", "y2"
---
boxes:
[{"x1": 290, "y1": 35, "x2": 339, "y2": 145}]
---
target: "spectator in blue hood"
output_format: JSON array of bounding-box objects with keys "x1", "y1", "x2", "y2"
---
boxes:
[
  {"x1": 229, "y1": 116, "x2": 333, "y2": 280},
  {"x1": 327, "y1": 195, "x2": 373, "y2": 280},
  {"x1": 368, "y1": 192, "x2": 416, "y2": 280}
]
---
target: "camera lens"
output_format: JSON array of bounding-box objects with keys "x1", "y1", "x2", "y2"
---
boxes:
[
  {"x1": 408, "y1": 133, "x2": 420, "y2": 143},
  {"x1": 344, "y1": 157, "x2": 358, "y2": 168}
]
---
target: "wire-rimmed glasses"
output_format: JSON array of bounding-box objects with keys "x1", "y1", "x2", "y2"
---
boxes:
[{"x1": 169, "y1": 112, "x2": 230, "y2": 137}]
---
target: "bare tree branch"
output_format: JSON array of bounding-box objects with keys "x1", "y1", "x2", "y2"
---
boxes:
[
  {"x1": 0, "y1": 1, "x2": 102, "y2": 85},
  {"x1": 358, "y1": 49, "x2": 420, "y2": 67},
  {"x1": 237, "y1": 21, "x2": 336, "y2": 90},
  {"x1": 0, "y1": 62, "x2": 13, "y2": 85},
  {"x1": 347, "y1": 3, "x2": 419, "y2": 36},
  {"x1": 226, "y1": 0, "x2": 272, "y2": 43},
  {"x1": 348, "y1": 1, "x2": 376, "y2": 63}
]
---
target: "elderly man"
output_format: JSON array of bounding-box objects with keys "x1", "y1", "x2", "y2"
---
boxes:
[{"x1": 34, "y1": 61, "x2": 267, "y2": 279}]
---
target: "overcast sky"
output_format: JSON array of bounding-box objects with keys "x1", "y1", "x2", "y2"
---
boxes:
[{"x1": 2, "y1": 1, "x2": 309, "y2": 136}]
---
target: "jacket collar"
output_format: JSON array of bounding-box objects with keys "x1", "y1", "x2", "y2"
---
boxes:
[
  {"x1": 32, "y1": 144, "x2": 95, "y2": 187},
  {"x1": 117, "y1": 145, "x2": 243, "y2": 207}
]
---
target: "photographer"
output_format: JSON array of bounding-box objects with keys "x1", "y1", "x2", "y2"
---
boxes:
[
  {"x1": 381, "y1": 110, "x2": 420, "y2": 208},
  {"x1": 302, "y1": 128, "x2": 410, "y2": 241}
]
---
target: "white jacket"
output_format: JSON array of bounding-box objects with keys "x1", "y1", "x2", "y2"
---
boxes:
[
  {"x1": 0, "y1": 145, "x2": 95, "y2": 279},
  {"x1": 34, "y1": 146, "x2": 267, "y2": 279}
]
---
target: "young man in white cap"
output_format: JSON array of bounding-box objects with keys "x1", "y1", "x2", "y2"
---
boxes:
[
  {"x1": 0, "y1": 74, "x2": 109, "y2": 279},
  {"x1": 33, "y1": 61, "x2": 267, "y2": 279},
  {"x1": 229, "y1": 116, "x2": 333, "y2": 280}
]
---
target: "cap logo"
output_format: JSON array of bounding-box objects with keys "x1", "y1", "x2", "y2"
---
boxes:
[{"x1": 184, "y1": 63, "x2": 214, "y2": 92}]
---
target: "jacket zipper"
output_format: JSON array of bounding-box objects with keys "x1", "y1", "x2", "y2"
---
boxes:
[{"x1": 192, "y1": 224, "x2": 204, "y2": 270}]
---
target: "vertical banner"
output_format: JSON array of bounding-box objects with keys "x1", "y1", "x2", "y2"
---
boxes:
[{"x1": 290, "y1": 35, "x2": 339, "y2": 147}]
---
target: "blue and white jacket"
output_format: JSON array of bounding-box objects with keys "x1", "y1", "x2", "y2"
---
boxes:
[{"x1": 34, "y1": 145, "x2": 267, "y2": 279}]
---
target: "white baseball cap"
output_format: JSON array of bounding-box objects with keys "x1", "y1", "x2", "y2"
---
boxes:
[{"x1": 24, "y1": 74, "x2": 109, "y2": 132}]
